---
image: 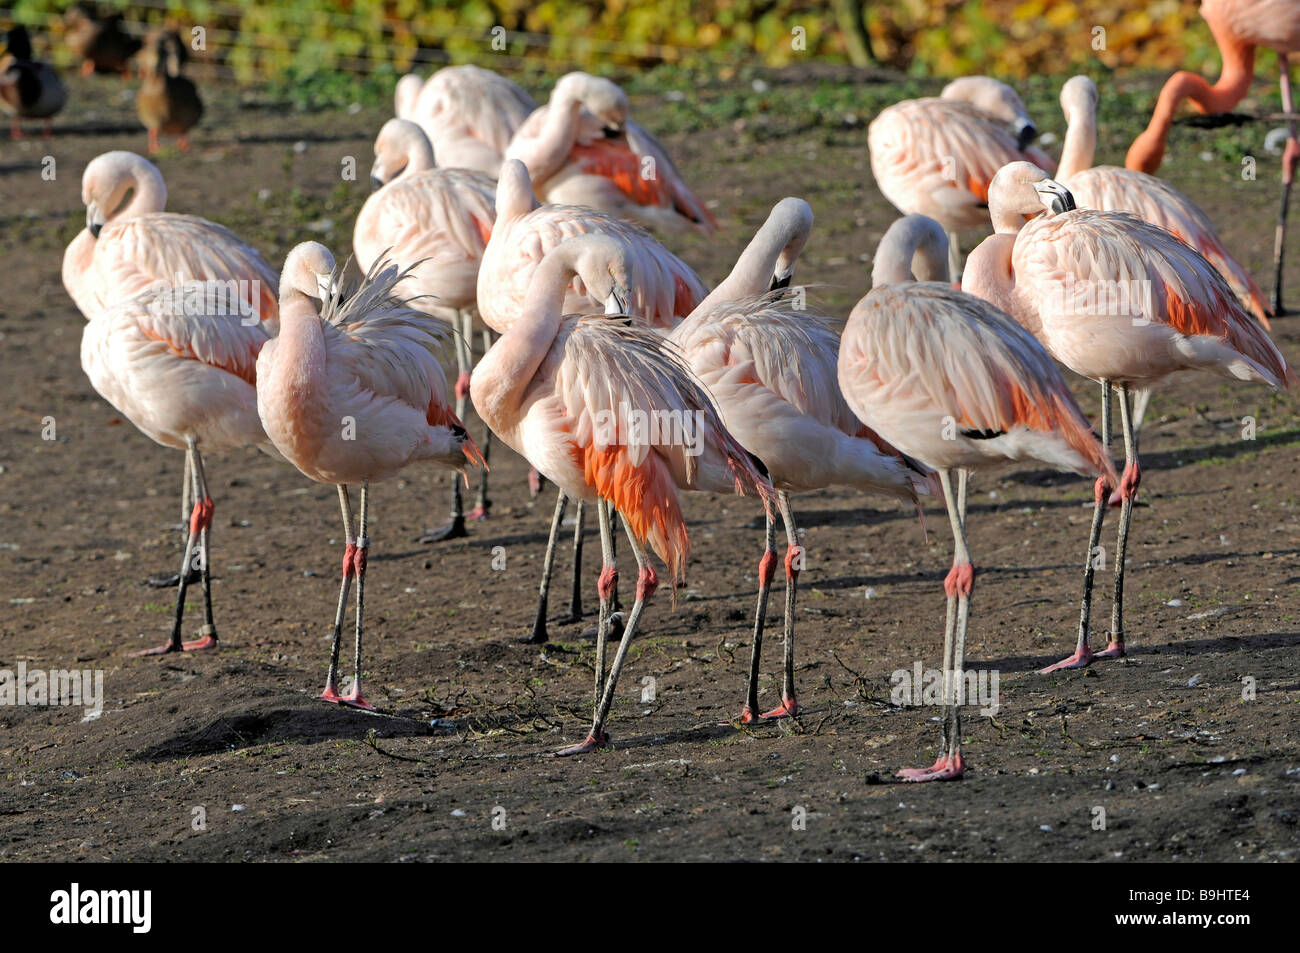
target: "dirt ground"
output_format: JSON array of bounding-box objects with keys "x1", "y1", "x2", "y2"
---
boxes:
[{"x1": 1, "y1": 69, "x2": 1298, "y2": 862}]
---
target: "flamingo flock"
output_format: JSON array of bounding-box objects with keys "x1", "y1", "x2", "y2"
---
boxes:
[{"x1": 64, "y1": 51, "x2": 1295, "y2": 781}]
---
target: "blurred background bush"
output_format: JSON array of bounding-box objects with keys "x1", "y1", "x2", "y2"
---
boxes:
[{"x1": 0, "y1": 0, "x2": 1233, "y2": 83}]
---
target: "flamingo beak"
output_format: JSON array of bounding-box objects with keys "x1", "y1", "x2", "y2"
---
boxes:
[
  {"x1": 1033, "y1": 179, "x2": 1077, "y2": 215},
  {"x1": 604, "y1": 286, "x2": 629, "y2": 315},
  {"x1": 86, "y1": 202, "x2": 104, "y2": 238},
  {"x1": 1014, "y1": 118, "x2": 1036, "y2": 151}
]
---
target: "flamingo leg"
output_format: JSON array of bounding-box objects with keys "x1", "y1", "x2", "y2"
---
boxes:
[
  {"x1": 737, "y1": 505, "x2": 778, "y2": 723},
  {"x1": 1042, "y1": 379, "x2": 1112, "y2": 673},
  {"x1": 417, "y1": 313, "x2": 472, "y2": 543},
  {"x1": 339, "y1": 481, "x2": 375, "y2": 710},
  {"x1": 146, "y1": 452, "x2": 198, "y2": 587},
  {"x1": 524, "y1": 490, "x2": 567, "y2": 644},
  {"x1": 567, "y1": 499, "x2": 586, "y2": 623},
  {"x1": 1105, "y1": 384, "x2": 1139, "y2": 661},
  {"x1": 321, "y1": 485, "x2": 356, "y2": 703},
  {"x1": 1272, "y1": 53, "x2": 1299, "y2": 316},
  {"x1": 558, "y1": 513, "x2": 657, "y2": 756},
  {"x1": 189, "y1": 447, "x2": 218, "y2": 650},
  {"x1": 129, "y1": 440, "x2": 217, "y2": 656},
  {"x1": 899, "y1": 467, "x2": 970, "y2": 782},
  {"x1": 468, "y1": 329, "x2": 493, "y2": 520},
  {"x1": 763, "y1": 491, "x2": 801, "y2": 719},
  {"x1": 946, "y1": 230, "x2": 962, "y2": 283},
  {"x1": 557, "y1": 499, "x2": 620, "y2": 754}
]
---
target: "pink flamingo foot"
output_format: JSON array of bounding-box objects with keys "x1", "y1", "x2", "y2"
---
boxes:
[
  {"x1": 338, "y1": 689, "x2": 376, "y2": 711},
  {"x1": 1094, "y1": 641, "x2": 1125, "y2": 660},
  {"x1": 466, "y1": 504, "x2": 490, "y2": 521},
  {"x1": 761, "y1": 696, "x2": 799, "y2": 719},
  {"x1": 897, "y1": 753, "x2": 965, "y2": 782},
  {"x1": 723, "y1": 705, "x2": 760, "y2": 726},
  {"x1": 1039, "y1": 644, "x2": 1093, "y2": 674},
  {"x1": 128, "y1": 630, "x2": 218, "y2": 657},
  {"x1": 320, "y1": 685, "x2": 344, "y2": 703},
  {"x1": 555, "y1": 731, "x2": 610, "y2": 756}
]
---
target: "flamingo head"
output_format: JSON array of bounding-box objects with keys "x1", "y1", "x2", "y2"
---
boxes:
[
  {"x1": 942, "y1": 76, "x2": 1037, "y2": 149},
  {"x1": 81, "y1": 151, "x2": 167, "y2": 238},
  {"x1": 988, "y1": 161, "x2": 1076, "y2": 228},
  {"x1": 556, "y1": 72, "x2": 629, "y2": 137},
  {"x1": 281, "y1": 241, "x2": 339, "y2": 305},
  {"x1": 371, "y1": 118, "x2": 435, "y2": 191}
]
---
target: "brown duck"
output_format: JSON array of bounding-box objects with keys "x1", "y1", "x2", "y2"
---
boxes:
[
  {"x1": 137, "y1": 30, "x2": 201, "y2": 152},
  {"x1": 2, "y1": 26, "x2": 67, "y2": 138},
  {"x1": 63, "y1": 4, "x2": 140, "y2": 77}
]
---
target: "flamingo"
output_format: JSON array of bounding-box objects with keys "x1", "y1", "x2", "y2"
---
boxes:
[
  {"x1": 64, "y1": 150, "x2": 279, "y2": 588},
  {"x1": 256, "y1": 244, "x2": 483, "y2": 709},
  {"x1": 1126, "y1": 0, "x2": 1300, "y2": 313},
  {"x1": 354, "y1": 118, "x2": 497, "y2": 536},
  {"x1": 1058, "y1": 73, "x2": 1272, "y2": 429},
  {"x1": 82, "y1": 285, "x2": 275, "y2": 656},
  {"x1": 470, "y1": 233, "x2": 772, "y2": 753},
  {"x1": 963, "y1": 162, "x2": 1294, "y2": 675},
  {"x1": 505, "y1": 72, "x2": 716, "y2": 233},
  {"x1": 472, "y1": 159, "x2": 708, "y2": 642},
  {"x1": 868, "y1": 76, "x2": 1056, "y2": 278},
  {"x1": 395, "y1": 64, "x2": 536, "y2": 178},
  {"x1": 839, "y1": 213, "x2": 1117, "y2": 781},
  {"x1": 667, "y1": 197, "x2": 935, "y2": 722}
]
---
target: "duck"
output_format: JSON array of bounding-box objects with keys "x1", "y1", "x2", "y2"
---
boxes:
[
  {"x1": 136, "y1": 29, "x2": 201, "y2": 152},
  {"x1": 1, "y1": 26, "x2": 67, "y2": 139},
  {"x1": 63, "y1": 4, "x2": 140, "y2": 77}
]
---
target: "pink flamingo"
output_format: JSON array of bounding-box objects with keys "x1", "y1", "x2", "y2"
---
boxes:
[
  {"x1": 394, "y1": 64, "x2": 537, "y2": 178},
  {"x1": 354, "y1": 117, "x2": 497, "y2": 536},
  {"x1": 840, "y1": 213, "x2": 1117, "y2": 781},
  {"x1": 1059, "y1": 76, "x2": 1269, "y2": 325},
  {"x1": 82, "y1": 285, "x2": 275, "y2": 656},
  {"x1": 964, "y1": 162, "x2": 1294, "y2": 675},
  {"x1": 63, "y1": 151, "x2": 279, "y2": 324},
  {"x1": 471, "y1": 232, "x2": 772, "y2": 753},
  {"x1": 505, "y1": 72, "x2": 716, "y2": 233},
  {"x1": 668, "y1": 197, "x2": 936, "y2": 722},
  {"x1": 868, "y1": 77, "x2": 1056, "y2": 278},
  {"x1": 474, "y1": 159, "x2": 708, "y2": 641},
  {"x1": 1126, "y1": 0, "x2": 1300, "y2": 313},
  {"x1": 64, "y1": 150, "x2": 279, "y2": 589},
  {"x1": 256, "y1": 244, "x2": 484, "y2": 709}
]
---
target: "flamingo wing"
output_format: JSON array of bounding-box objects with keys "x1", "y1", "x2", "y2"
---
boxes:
[
  {"x1": 95, "y1": 213, "x2": 280, "y2": 326},
  {"x1": 1066, "y1": 166, "x2": 1270, "y2": 324},
  {"x1": 842, "y1": 283, "x2": 1116, "y2": 482},
  {"x1": 1017, "y1": 209, "x2": 1292, "y2": 388}
]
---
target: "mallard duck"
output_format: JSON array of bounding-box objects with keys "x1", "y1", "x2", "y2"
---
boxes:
[
  {"x1": 1, "y1": 26, "x2": 67, "y2": 139},
  {"x1": 64, "y1": 4, "x2": 140, "y2": 77},
  {"x1": 136, "y1": 30, "x2": 201, "y2": 152}
]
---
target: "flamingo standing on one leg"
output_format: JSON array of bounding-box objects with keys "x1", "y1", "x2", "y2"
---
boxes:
[
  {"x1": 83, "y1": 285, "x2": 276, "y2": 656},
  {"x1": 868, "y1": 77, "x2": 1056, "y2": 279},
  {"x1": 1057, "y1": 74, "x2": 1273, "y2": 429},
  {"x1": 963, "y1": 162, "x2": 1294, "y2": 674},
  {"x1": 64, "y1": 150, "x2": 280, "y2": 588},
  {"x1": 396, "y1": 64, "x2": 537, "y2": 178},
  {"x1": 354, "y1": 118, "x2": 498, "y2": 537},
  {"x1": 471, "y1": 233, "x2": 772, "y2": 753},
  {"x1": 256, "y1": 244, "x2": 484, "y2": 709},
  {"x1": 669, "y1": 197, "x2": 935, "y2": 722},
  {"x1": 472, "y1": 159, "x2": 707, "y2": 642},
  {"x1": 505, "y1": 72, "x2": 717, "y2": 233},
  {"x1": 839, "y1": 213, "x2": 1117, "y2": 781},
  {"x1": 1126, "y1": 0, "x2": 1300, "y2": 313}
]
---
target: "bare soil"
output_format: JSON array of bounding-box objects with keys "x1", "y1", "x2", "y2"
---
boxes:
[{"x1": 1, "y1": 71, "x2": 1298, "y2": 862}]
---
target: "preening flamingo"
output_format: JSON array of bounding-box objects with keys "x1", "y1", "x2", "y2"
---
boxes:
[
  {"x1": 868, "y1": 76, "x2": 1055, "y2": 278},
  {"x1": 839, "y1": 213, "x2": 1116, "y2": 781},
  {"x1": 83, "y1": 283, "x2": 276, "y2": 656},
  {"x1": 668, "y1": 197, "x2": 935, "y2": 722},
  {"x1": 1126, "y1": 0, "x2": 1300, "y2": 313},
  {"x1": 470, "y1": 233, "x2": 772, "y2": 753},
  {"x1": 256, "y1": 244, "x2": 484, "y2": 709},
  {"x1": 505, "y1": 72, "x2": 717, "y2": 233},
  {"x1": 395, "y1": 64, "x2": 537, "y2": 178},
  {"x1": 64, "y1": 150, "x2": 279, "y2": 587},
  {"x1": 963, "y1": 162, "x2": 1294, "y2": 675},
  {"x1": 354, "y1": 118, "x2": 497, "y2": 536},
  {"x1": 474, "y1": 159, "x2": 708, "y2": 642}
]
